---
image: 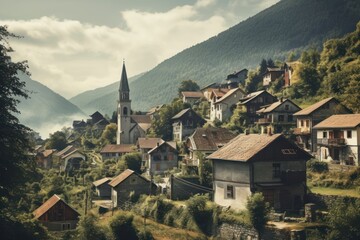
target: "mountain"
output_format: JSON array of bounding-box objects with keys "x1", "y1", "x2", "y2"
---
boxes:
[
  {"x1": 17, "y1": 74, "x2": 86, "y2": 138},
  {"x1": 72, "y1": 0, "x2": 360, "y2": 112},
  {"x1": 69, "y1": 72, "x2": 144, "y2": 115}
]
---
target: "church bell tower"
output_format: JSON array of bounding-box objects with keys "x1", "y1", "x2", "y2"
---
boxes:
[{"x1": 116, "y1": 61, "x2": 131, "y2": 144}]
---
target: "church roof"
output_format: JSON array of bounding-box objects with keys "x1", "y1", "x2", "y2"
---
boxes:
[{"x1": 119, "y1": 62, "x2": 130, "y2": 92}]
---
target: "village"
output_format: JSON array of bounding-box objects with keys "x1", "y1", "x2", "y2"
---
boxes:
[{"x1": 30, "y1": 59, "x2": 360, "y2": 239}]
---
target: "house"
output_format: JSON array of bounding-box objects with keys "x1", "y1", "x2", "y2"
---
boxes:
[
  {"x1": 208, "y1": 133, "x2": 312, "y2": 211},
  {"x1": 226, "y1": 68, "x2": 248, "y2": 88},
  {"x1": 181, "y1": 91, "x2": 204, "y2": 106},
  {"x1": 172, "y1": 108, "x2": 206, "y2": 142},
  {"x1": 146, "y1": 104, "x2": 164, "y2": 120},
  {"x1": 89, "y1": 111, "x2": 106, "y2": 125},
  {"x1": 148, "y1": 141, "x2": 178, "y2": 175},
  {"x1": 210, "y1": 87, "x2": 245, "y2": 122},
  {"x1": 263, "y1": 67, "x2": 284, "y2": 86},
  {"x1": 200, "y1": 83, "x2": 219, "y2": 101},
  {"x1": 109, "y1": 169, "x2": 157, "y2": 208},
  {"x1": 100, "y1": 144, "x2": 135, "y2": 160},
  {"x1": 55, "y1": 145, "x2": 86, "y2": 172},
  {"x1": 93, "y1": 177, "x2": 112, "y2": 198},
  {"x1": 33, "y1": 194, "x2": 80, "y2": 231},
  {"x1": 36, "y1": 149, "x2": 57, "y2": 169},
  {"x1": 116, "y1": 62, "x2": 153, "y2": 144},
  {"x1": 185, "y1": 127, "x2": 236, "y2": 166},
  {"x1": 72, "y1": 120, "x2": 87, "y2": 131},
  {"x1": 314, "y1": 114, "x2": 360, "y2": 165},
  {"x1": 136, "y1": 137, "x2": 164, "y2": 168},
  {"x1": 237, "y1": 90, "x2": 277, "y2": 124},
  {"x1": 293, "y1": 97, "x2": 352, "y2": 152},
  {"x1": 256, "y1": 98, "x2": 301, "y2": 134}
]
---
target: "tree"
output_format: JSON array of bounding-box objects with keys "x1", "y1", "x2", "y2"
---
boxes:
[
  {"x1": 0, "y1": 25, "x2": 50, "y2": 240},
  {"x1": 77, "y1": 214, "x2": 108, "y2": 240},
  {"x1": 110, "y1": 212, "x2": 138, "y2": 240},
  {"x1": 246, "y1": 193, "x2": 270, "y2": 239},
  {"x1": 178, "y1": 80, "x2": 200, "y2": 96},
  {"x1": 45, "y1": 131, "x2": 67, "y2": 150},
  {"x1": 121, "y1": 152, "x2": 142, "y2": 173},
  {"x1": 101, "y1": 123, "x2": 117, "y2": 144},
  {"x1": 343, "y1": 75, "x2": 360, "y2": 113}
]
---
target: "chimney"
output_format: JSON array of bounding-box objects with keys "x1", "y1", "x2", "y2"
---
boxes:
[
  {"x1": 280, "y1": 97, "x2": 283, "y2": 102},
  {"x1": 156, "y1": 142, "x2": 160, "y2": 147}
]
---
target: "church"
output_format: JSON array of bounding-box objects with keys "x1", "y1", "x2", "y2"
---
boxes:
[{"x1": 116, "y1": 62, "x2": 151, "y2": 144}]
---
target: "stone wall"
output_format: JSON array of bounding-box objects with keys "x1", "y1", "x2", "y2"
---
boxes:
[{"x1": 306, "y1": 193, "x2": 358, "y2": 209}]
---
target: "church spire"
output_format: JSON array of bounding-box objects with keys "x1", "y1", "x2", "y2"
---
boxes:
[{"x1": 119, "y1": 60, "x2": 130, "y2": 92}]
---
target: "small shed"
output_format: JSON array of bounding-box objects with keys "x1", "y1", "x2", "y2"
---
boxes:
[
  {"x1": 93, "y1": 177, "x2": 112, "y2": 198},
  {"x1": 33, "y1": 194, "x2": 80, "y2": 231}
]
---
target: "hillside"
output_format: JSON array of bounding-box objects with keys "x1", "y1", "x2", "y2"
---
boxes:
[
  {"x1": 17, "y1": 74, "x2": 86, "y2": 137},
  {"x1": 69, "y1": 72, "x2": 144, "y2": 115},
  {"x1": 121, "y1": 0, "x2": 359, "y2": 110}
]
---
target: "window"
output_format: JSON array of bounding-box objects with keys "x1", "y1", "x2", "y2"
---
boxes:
[
  {"x1": 278, "y1": 115, "x2": 284, "y2": 122},
  {"x1": 123, "y1": 107, "x2": 128, "y2": 115},
  {"x1": 285, "y1": 105, "x2": 289, "y2": 110},
  {"x1": 323, "y1": 132, "x2": 327, "y2": 138},
  {"x1": 306, "y1": 120, "x2": 310, "y2": 127},
  {"x1": 300, "y1": 120, "x2": 304, "y2": 127},
  {"x1": 287, "y1": 115, "x2": 293, "y2": 122},
  {"x1": 347, "y1": 130, "x2": 352, "y2": 139},
  {"x1": 226, "y1": 185, "x2": 235, "y2": 199},
  {"x1": 272, "y1": 163, "x2": 281, "y2": 178},
  {"x1": 281, "y1": 149, "x2": 296, "y2": 154},
  {"x1": 62, "y1": 223, "x2": 71, "y2": 230}
]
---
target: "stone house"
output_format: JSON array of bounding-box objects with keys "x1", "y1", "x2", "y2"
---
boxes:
[
  {"x1": 210, "y1": 87, "x2": 245, "y2": 122},
  {"x1": 263, "y1": 67, "x2": 284, "y2": 86},
  {"x1": 148, "y1": 141, "x2": 178, "y2": 175},
  {"x1": 172, "y1": 108, "x2": 206, "y2": 142},
  {"x1": 93, "y1": 177, "x2": 112, "y2": 198},
  {"x1": 256, "y1": 98, "x2": 301, "y2": 134},
  {"x1": 136, "y1": 137, "x2": 164, "y2": 169},
  {"x1": 109, "y1": 169, "x2": 157, "y2": 208},
  {"x1": 237, "y1": 90, "x2": 277, "y2": 124},
  {"x1": 314, "y1": 114, "x2": 360, "y2": 165},
  {"x1": 293, "y1": 97, "x2": 352, "y2": 152},
  {"x1": 100, "y1": 144, "x2": 135, "y2": 160},
  {"x1": 185, "y1": 127, "x2": 236, "y2": 166},
  {"x1": 208, "y1": 133, "x2": 311, "y2": 211},
  {"x1": 33, "y1": 194, "x2": 80, "y2": 231},
  {"x1": 55, "y1": 145, "x2": 86, "y2": 172},
  {"x1": 181, "y1": 91, "x2": 204, "y2": 106}
]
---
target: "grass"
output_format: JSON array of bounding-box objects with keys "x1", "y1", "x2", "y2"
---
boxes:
[{"x1": 309, "y1": 186, "x2": 360, "y2": 198}]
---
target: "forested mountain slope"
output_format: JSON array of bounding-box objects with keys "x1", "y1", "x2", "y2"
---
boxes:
[{"x1": 125, "y1": 0, "x2": 359, "y2": 110}]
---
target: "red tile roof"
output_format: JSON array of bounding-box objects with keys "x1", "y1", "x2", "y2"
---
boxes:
[
  {"x1": 100, "y1": 144, "x2": 135, "y2": 153},
  {"x1": 33, "y1": 194, "x2": 80, "y2": 219},
  {"x1": 188, "y1": 127, "x2": 236, "y2": 151},
  {"x1": 108, "y1": 169, "x2": 151, "y2": 187},
  {"x1": 93, "y1": 177, "x2": 112, "y2": 187},
  {"x1": 181, "y1": 91, "x2": 204, "y2": 98},
  {"x1": 137, "y1": 138, "x2": 164, "y2": 149}
]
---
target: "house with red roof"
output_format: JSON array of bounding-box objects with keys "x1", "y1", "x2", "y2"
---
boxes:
[
  {"x1": 33, "y1": 194, "x2": 80, "y2": 231},
  {"x1": 181, "y1": 91, "x2": 204, "y2": 106}
]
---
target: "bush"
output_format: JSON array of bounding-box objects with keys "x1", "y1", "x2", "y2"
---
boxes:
[
  {"x1": 77, "y1": 214, "x2": 107, "y2": 240},
  {"x1": 110, "y1": 212, "x2": 138, "y2": 240},
  {"x1": 137, "y1": 229, "x2": 154, "y2": 240},
  {"x1": 307, "y1": 160, "x2": 329, "y2": 173}
]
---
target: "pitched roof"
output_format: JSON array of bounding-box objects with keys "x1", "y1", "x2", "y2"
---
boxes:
[
  {"x1": 93, "y1": 177, "x2": 112, "y2": 187},
  {"x1": 181, "y1": 91, "x2": 204, "y2": 98},
  {"x1": 109, "y1": 169, "x2": 151, "y2": 187},
  {"x1": 100, "y1": 144, "x2": 135, "y2": 153},
  {"x1": 172, "y1": 108, "x2": 191, "y2": 119},
  {"x1": 189, "y1": 127, "x2": 236, "y2": 151},
  {"x1": 266, "y1": 67, "x2": 283, "y2": 72},
  {"x1": 90, "y1": 111, "x2": 104, "y2": 118},
  {"x1": 147, "y1": 104, "x2": 164, "y2": 115},
  {"x1": 41, "y1": 149, "x2": 56, "y2": 158},
  {"x1": 55, "y1": 145, "x2": 76, "y2": 157},
  {"x1": 313, "y1": 114, "x2": 360, "y2": 129},
  {"x1": 148, "y1": 141, "x2": 177, "y2": 154},
  {"x1": 239, "y1": 90, "x2": 267, "y2": 104},
  {"x1": 211, "y1": 88, "x2": 230, "y2": 98},
  {"x1": 207, "y1": 134, "x2": 281, "y2": 161},
  {"x1": 61, "y1": 149, "x2": 84, "y2": 159},
  {"x1": 131, "y1": 115, "x2": 151, "y2": 124},
  {"x1": 137, "y1": 138, "x2": 164, "y2": 149},
  {"x1": 33, "y1": 194, "x2": 80, "y2": 219},
  {"x1": 256, "y1": 99, "x2": 301, "y2": 114},
  {"x1": 119, "y1": 62, "x2": 130, "y2": 92},
  {"x1": 216, "y1": 87, "x2": 244, "y2": 103},
  {"x1": 293, "y1": 97, "x2": 334, "y2": 116}
]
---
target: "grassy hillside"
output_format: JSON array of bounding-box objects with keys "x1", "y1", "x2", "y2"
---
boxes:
[
  {"x1": 124, "y1": 0, "x2": 359, "y2": 110},
  {"x1": 17, "y1": 74, "x2": 86, "y2": 137},
  {"x1": 69, "y1": 72, "x2": 144, "y2": 115}
]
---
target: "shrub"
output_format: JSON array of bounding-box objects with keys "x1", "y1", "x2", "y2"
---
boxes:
[
  {"x1": 137, "y1": 229, "x2": 154, "y2": 240},
  {"x1": 110, "y1": 212, "x2": 138, "y2": 240},
  {"x1": 77, "y1": 213, "x2": 107, "y2": 240},
  {"x1": 307, "y1": 160, "x2": 329, "y2": 173},
  {"x1": 246, "y1": 193, "x2": 270, "y2": 239}
]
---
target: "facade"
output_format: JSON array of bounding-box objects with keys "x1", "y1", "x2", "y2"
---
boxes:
[
  {"x1": 237, "y1": 90, "x2": 277, "y2": 124},
  {"x1": 55, "y1": 146, "x2": 86, "y2": 172},
  {"x1": 185, "y1": 127, "x2": 236, "y2": 166},
  {"x1": 172, "y1": 108, "x2": 206, "y2": 142},
  {"x1": 210, "y1": 87, "x2": 245, "y2": 122},
  {"x1": 93, "y1": 177, "x2": 112, "y2": 198},
  {"x1": 136, "y1": 137, "x2": 164, "y2": 169},
  {"x1": 263, "y1": 67, "x2": 284, "y2": 86},
  {"x1": 226, "y1": 68, "x2": 248, "y2": 88},
  {"x1": 314, "y1": 114, "x2": 360, "y2": 166},
  {"x1": 256, "y1": 98, "x2": 301, "y2": 134},
  {"x1": 208, "y1": 134, "x2": 311, "y2": 211},
  {"x1": 36, "y1": 149, "x2": 56, "y2": 169},
  {"x1": 109, "y1": 169, "x2": 156, "y2": 208},
  {"x1": 33, "y1": 194, "x2": 80, "y2": 231},
  {"x1": 116, "y1": 62, "x2": 152, "y2": 144},
  {"x1": 148, "y1": 141, "x2": 178, "y2": 175},
  {"x1": 181, "y1": 91, "x2": 204, "y2": 106},
  {"x1": 293, "y1": 97, "x2": 352, "y2": 152},
  {"x1": 100, "y1": 144, "x2": 135, "y2": 160}
]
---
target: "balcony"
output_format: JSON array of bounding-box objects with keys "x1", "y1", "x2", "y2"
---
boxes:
[
  {"x1": 317, "y1": 138, "x2": 346, "y2": 146},
  {"x1": 280, "y1": 170, "x2": 306, "y2": 184},
  {"x1": 293, "y1": 128, "x2": 310, "y2": 135},
  {"x1": 257, "y1": 118, "x2": 272, "y2": 124}
]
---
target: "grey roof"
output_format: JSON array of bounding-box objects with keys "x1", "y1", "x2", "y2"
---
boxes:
[{"x1": 119, "y1": 62, "x2": 130, "y2": 92}]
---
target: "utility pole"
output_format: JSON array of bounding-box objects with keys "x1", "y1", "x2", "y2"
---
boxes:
[{"x1": 84, "y1": 189, "x2": 88, "y2": 215}]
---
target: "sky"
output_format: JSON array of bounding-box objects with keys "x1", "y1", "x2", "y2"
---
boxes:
[{"x1": 0, "y1": 0, "x2": 279, "y2": 98}]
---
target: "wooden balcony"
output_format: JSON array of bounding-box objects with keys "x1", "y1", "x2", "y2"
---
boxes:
[
  {"x1": 257, "y1": 118, "x2": 272, "y2": 124},
  {"x1": 293, "y1": 128, "x2": 310, "y2": 135},
  {"x1": 317, "y1": 138, "x2": 346, "y2": 146}
]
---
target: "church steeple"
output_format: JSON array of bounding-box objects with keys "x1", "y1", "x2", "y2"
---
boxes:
[{"x1": 119, "y1": 61, "x2": 130, "y2": 102}]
